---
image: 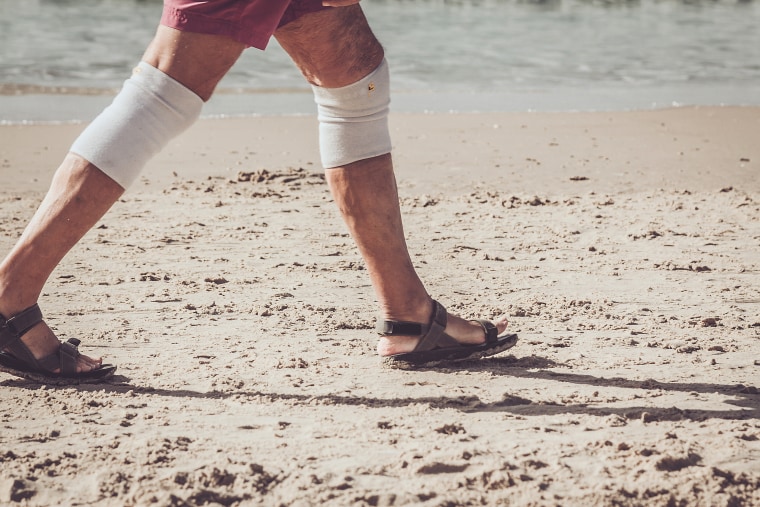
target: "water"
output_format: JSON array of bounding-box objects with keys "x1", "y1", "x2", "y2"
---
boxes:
[{"x1": 1, "y1": 0, "x2": 759, "y2": 122}]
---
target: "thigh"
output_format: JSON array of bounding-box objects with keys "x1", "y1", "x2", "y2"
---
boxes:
[
  {"x1": 141, "y1": 25, "x2": 245, "y2": 101},
  {"x1": 274, "y1": 5, "x2": 385, "y2": 88}
]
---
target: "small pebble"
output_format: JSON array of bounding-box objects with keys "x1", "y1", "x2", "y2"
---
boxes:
[{"x1": 641, "y1": 412, "x2": 657, "y2": 423}]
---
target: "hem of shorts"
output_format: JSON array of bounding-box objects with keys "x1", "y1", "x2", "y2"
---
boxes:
[{"x1": 160, "y1": 7, "x2": 272, "y2": 50}]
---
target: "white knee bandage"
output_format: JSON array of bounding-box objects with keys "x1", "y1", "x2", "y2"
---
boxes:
[
  {"x1": 312, "y1": 58, "x2": 392, "y2": 169},
  {"x1": 70, "y1": 62, "x2": 203, "y2": 189}
]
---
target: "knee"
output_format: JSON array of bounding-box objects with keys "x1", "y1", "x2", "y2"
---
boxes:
[
  {"x1": 312, "y1": 58, "x2": 392, "y2": 169},
  {"x1": 70, "y1": 63, "x2": 203, "y2": 190}
]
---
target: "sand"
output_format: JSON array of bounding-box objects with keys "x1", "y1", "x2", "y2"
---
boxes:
[{"x1": 0, "y1": 106, "x2": 758, "y2": 506}]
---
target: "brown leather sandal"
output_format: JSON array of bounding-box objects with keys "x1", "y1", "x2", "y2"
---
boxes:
[
  {"x1": 378, "y1": 299, "x2": 518, "y2": 369},
  {"x1": 0, "y1": 304, "x2": 116, "y2": 384}
]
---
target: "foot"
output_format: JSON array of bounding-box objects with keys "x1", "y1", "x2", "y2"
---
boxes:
[
  {"x1": 376, "y1": 299, "x2": 509, "y2": 357},
  {"x1": 0, "y1": 303, "x2": 103, "y2": 374}
]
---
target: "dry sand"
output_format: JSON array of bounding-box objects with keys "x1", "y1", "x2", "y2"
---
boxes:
[{"x1": 0, "y1": 106, "x2": 759, "y2": 506}]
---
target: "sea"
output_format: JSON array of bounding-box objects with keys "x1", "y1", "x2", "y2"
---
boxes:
[{"x1": 1, "y1": 0, "x2": 759, "y2": 123}]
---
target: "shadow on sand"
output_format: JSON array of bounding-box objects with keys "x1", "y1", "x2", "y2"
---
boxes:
[{"x1": 4, "y1": 355, "x2": 758, "y2": 423}]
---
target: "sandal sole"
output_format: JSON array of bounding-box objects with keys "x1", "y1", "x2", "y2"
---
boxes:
[
  {"x1": 0, "y1": 354, "x2": 116, "y2": 385},
  {"x1": 381, "y1": 333, "x2": 518, "y2": 370}
]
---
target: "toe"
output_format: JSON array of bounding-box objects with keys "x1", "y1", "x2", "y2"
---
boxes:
[
  {"x1": 78, "y1": 354, "x2": 103, "y2": 373},
  {"x1": 492, "y1": 315, "x2": 509, "y2": 336}
]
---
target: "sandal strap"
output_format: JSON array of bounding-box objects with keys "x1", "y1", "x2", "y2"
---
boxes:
[
  {"x1": 0, "y1": 304, "x2": 43, "y2": 349},
  {"x1": 31, "y1": 338, "x2": 82, "y2": 375},
  {"x1": 59, "y1": 338, "x2": 81, "y2": 375},
  {"x1": 376, "y1": 299, "x2": 446, "y2": 338},
  {"x1": 415, "y1": 300, "x2": 450, "y2": 352},
  {"x1": 376, "y1": 300, "x2": 454, "y2": 352},
  {"x1": 376, "y1": 301, "x2": 503, "y2": 358},
  {"x1": 475, "y1": 319, "x2": 498, "y2": 343},
  {"x1": 376, "y1": 321, "x2": 423, "y2": 336}
]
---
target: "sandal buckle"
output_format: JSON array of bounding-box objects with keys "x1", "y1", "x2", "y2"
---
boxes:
[{"x1": 4, "y1": 317, "x2": 21, "y2": 336}]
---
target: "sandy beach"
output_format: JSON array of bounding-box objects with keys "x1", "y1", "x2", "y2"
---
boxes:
[{"x1": 1, "y1": 106, "x2": 758, "y2": 506}]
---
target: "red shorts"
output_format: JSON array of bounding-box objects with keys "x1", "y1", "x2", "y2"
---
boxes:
[{"x1": 160, "y1": 0, "x2": 329, "y2": 50}]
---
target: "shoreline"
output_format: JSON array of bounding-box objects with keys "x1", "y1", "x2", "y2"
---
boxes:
[
  {"x1": 2, "y1": 80, "x2": 759, "y2": 124},
  {"x1": 3, "y1": 106, "x2": 758, "y2": 194}
]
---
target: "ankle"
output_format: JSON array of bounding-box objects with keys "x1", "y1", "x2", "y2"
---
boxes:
[
  {"x1": 380, "y1": 294, "x2": 433, "y2": 324},
  {"x1": 0, "y1": 276, "x2": 40, "y2": 319},
  {"x1": 376, "y1": 296, "x2": 435, "y2": 357}
]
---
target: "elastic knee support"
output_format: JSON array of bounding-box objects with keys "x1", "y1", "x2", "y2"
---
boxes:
[
  {"x1": 70, "y1": 62, "x2": 203, "y2": 189},
  {"x1": 311, "y1": 58, "x2": 392, "y2": 169}
]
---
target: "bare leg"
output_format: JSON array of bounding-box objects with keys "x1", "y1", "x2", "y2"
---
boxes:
[
  {"x1": 0, "y1": 26, "x2": 244, "y2": 372},
  {"x1": 0, "y1": 158, "x2": 124, "y2": 371},
  {"x1": 274, "y1": 7, "x2": 507, "y2": 356}
]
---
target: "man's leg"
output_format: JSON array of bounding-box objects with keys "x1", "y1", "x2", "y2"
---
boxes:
[
  {"x1": 0, "y1": 26, "x2": 244, "y2": 373},
  {"x1": 274, "y1": 6, "x2": 507, "y2": 356}
]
